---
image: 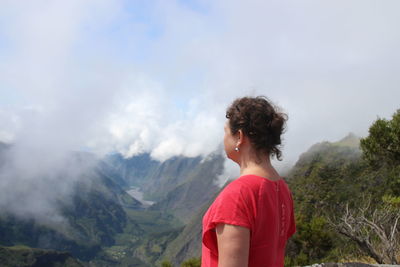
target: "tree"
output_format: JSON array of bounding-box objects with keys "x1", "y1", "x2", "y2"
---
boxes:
[
  {"x1": 359, "y1": 109, "x2": 400, "y2": 197},
  {"x1": 330, "y1": 110, "x2": 400, "y2": 264},
  {"x1": 360, "y1": 109, "x2": 400, "y2": 168},
  {"x1": 286, "y1": 215, "x2": 335, "y2": 266},
  {"x1": 331, "y1": 197, "x2": 400, "y2": 264}
]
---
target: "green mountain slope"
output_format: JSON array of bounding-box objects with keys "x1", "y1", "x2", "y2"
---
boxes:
[
  {"x1": 106, "y1": 151, "x2": 225, "y2": 222},
  {"x1": 288, "y1": 135, "x2": 363, "y2": 217},
  {"x1": 0, "y1": 245, "x2": 83, "y2": 267},
  {"x1": 0, "y1": 149, "x2": 183, "y2": 266},
  {"x1": 107, "y1": 153, "x2": 210, "y2": 202},
  {"x1": 158, "y1": 190, "x2": 221, "y2": 266},
  {"x1": 285, "y1": 128, "x2": 400, "y2": 265},
  {"x1": 105, "y1": 153, "x2": 160, "y2": 187},
  {"x1": 150, "y1": 153, "x2": 224, "y2": 222}
]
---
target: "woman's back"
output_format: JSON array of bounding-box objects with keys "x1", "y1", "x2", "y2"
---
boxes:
[{"x1": 202, "y1": 175, "x2": 295, "y2": 267}]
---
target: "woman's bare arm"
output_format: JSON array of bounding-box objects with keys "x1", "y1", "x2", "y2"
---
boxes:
[{"x1": 216, "y1": 223, "x2": 250, "y2": 267}]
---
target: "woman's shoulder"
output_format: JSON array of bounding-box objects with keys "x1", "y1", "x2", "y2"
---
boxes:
[
  {"x1": 236, "y1": 175, "x2": 292, "y2": 194},
  {"x1": 220, "y1": 174, "x2": 289, "y2": 197},
  {"x1": 221, "y1": 175, "x2": 264, "y2": 195}
]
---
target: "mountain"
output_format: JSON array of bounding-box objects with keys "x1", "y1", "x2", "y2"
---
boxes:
[
  {"x1": 106, "y1": 153, "x2": 214, "y2": 202},
  {"x1": 0, "y1": 151, "x2": 139, "y2": 260},
  {"x1": 287, "y1": 134, "x2": 363, "y2": 219},
  {"x1": 2, "y1": 125, "x2": 397, "y2": 266},
  {"x1": 150, "y1": 152, "x2": 224, "y2": 222},
  {"x1": 333, "y1": 133, "x2": 360, "y2": 148},
  {"x1": 105, "y1": 153, "x2": 160, "y2": 187},
  {"x1": 158, "y1": 190, "x2": 220, "y2": 266},
  {"x1": 283, "y1": 132, "x2": 400, "y2": 265},
  {"x1": 293, "y1": 134, "x2": 361, "y2": 169},
  {"x1": 0, "y1": 246, "x2": 84, "y2": 267},
  {"x1": 106, "y1": 152, "x2": 225, "y2": 222},
  {"x1": 2, "y1": 137, "x2": 366, "y2": 266},
  {"x1": 141, "y1": 155, "x2": 205, "y2": 201},
  {"x1": 3, "y1": 138, "x2": 366, "y2": 266},
  {"x1": 0, "y1": 144, "x2": 228, "y2": 266},
  {"x1": 0, "y1": 148, "x2": 182, "y2": 266}
]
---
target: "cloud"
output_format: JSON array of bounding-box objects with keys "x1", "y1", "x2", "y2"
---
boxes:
[
  {"x1": 0, "y1": 0, "x2": 399, "y2": 163},
  {"x1": 0, "y1": 0, "x2": 128, "y2": 226},
  {"x1": 0, "y1": 0, "x2": 400, "y2": 225},
  {"x1": 0, "y1": 142, "x2": 98, "y2": 231},
  {"x1": 126, "y1": 0, "x2": 400, "y2": 169}
]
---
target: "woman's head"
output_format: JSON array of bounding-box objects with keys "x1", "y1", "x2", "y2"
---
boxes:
[{"x1": 225, "y1": 96, "x2": 287, "y2": 161}]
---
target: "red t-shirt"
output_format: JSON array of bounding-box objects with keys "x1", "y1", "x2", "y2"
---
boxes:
[{"x1": 201, "y1": 175, "x2": 296, "y2": 267}]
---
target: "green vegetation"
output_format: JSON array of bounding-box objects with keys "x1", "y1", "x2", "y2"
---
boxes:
[
  {"x1": 360, "y1": 109, "x2": 400, "y2": 169},
  {"x1": 1, "y1": 110, "x2": 399, "y2": 266},
  {"x1": 0, "y1": 245, "x2": 84, "y2": 267},
  {"x1": 286, "y1": 109, "x2": 400, "y2": 265},
  {"x1": 161, "y1": 260, "x2": 173, "y2": 267},
  {"x1": 159, "y1": 257, "x2": 201, "y2": 267},
  {"x1": 181, "y1": 257, "x2": 201, "y2": 267},
  {"x1": 0, "y1": 158, "x2": 184, "y2": 266}
]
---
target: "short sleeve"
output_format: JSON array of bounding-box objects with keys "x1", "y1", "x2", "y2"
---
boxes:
[{"x1": 202, "y1": 181, "x2": 255, "y2": 253}]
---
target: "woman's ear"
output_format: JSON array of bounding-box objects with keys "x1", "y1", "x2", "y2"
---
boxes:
[{"x1": 236, "y1": 129, "x2": 244, "y2": 147}]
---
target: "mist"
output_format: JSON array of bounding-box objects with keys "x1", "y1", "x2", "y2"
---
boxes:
[{"x1": 1, "y1": 0, "x2": 400, "y2": 223}]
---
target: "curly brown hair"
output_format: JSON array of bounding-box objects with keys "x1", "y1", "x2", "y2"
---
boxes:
[{"x1": 225, "y1": 96, "x2": 287, "y2": 161}]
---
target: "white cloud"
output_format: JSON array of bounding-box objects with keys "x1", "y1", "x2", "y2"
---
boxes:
[
  {"x1": 150, "y1": 111, "x2": 222, "y2": 161},
  {"x1": 0, "y1": 0, "x2": 400, "y2": 223},
  {"x1": 215, "y1": 157, "x2": 240, "y2": 187},
  {"x1": 0, "y1": 0, "x2": 399, "y2": 164},
  {"x1": 0, "y1": 108, "x2": 19, "y2": 143}
]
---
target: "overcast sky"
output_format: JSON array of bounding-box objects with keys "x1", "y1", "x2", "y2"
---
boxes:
[{"x1": 1, "y1": 0, "x2": 400, "y2": 166}]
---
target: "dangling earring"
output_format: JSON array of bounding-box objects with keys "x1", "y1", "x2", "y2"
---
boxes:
[{"x1": 235, "y1": 147, "x2": 240, "y2": 152}]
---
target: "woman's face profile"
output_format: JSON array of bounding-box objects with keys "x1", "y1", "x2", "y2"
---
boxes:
[{"x1": 223, "y1": 121, "x2": 237, "y2": 161}]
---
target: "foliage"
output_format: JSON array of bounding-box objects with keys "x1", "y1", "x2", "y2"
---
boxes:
[
  {"x1": 0, "y1": 159, "x2": 183, "y2": 267},
  {"x1": 332, "y1": 110, "x2": 400, "y2": 264},
  {"x1": 161, "y1": 260, "x2": 173, "y2": 267},
  {"x1": 181, "y1": 257, "x2": 201, "y2": 267},
  {"x1": 287, "y1": 110, "x2": 400, "y2": 265},
  {"x1": 360, "y1": 109, "x2": 400, "y2": 168},
  {"x1": 332, "y1": 198, "x2": 400, "y2": 264},
  {"x1": 158, "y1": 257, "x2": 201, "y2": 267},
  {"x1": 359, "y1": 110, "x2": 400, "y2": 197},
  {"x1": 287, "y1": 138, "x2": 365, "y2": 264},
  {"x1": 285, "y1": 215, "x2": 336, "y2": 266},
  {"x1": 0, "y1": 245, "x2": 84, "y2": 267},
  {"x1": 2, "y1": 110, "x2": 399, "y2": 266}
]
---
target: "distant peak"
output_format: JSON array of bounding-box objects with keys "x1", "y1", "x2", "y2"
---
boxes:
[{"x1": 334, "y1": 133, "x2": 360, "y2": 148}]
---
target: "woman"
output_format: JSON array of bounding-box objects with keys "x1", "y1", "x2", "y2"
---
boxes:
[{"x1": 202, "y1": 96, "x2": 296, "y2": 267}]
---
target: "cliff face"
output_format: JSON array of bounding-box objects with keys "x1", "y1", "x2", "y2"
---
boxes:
[
  {"x1": 150, "y1": 153, "x2": 224, "y2": 222},
  {"x1": 158, "y1": 194, "x2": 218, "y2": 266},
  {"x1": 107, "y1": 152, "x2": 225, "y2": 222},
  {"x1": 104, "y1": 151, "x2": 226, "y2": 265}
]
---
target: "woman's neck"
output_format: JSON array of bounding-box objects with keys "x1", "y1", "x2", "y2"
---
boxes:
[{"x1": 238, "y1": 155, "x2": 281, "y2": 181}]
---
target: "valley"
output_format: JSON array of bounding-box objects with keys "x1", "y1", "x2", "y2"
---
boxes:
[
  {"x1": 0, "y1": 109, "x2": 399, "y2": 266},
  {"x1": 126, "y1": 187, "x2": 155, "y2": 207}
]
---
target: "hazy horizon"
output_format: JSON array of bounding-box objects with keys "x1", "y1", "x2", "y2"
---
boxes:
[
  {"x1": 1, "y1": 1, "x2": 400, "y2": 219},
  {"x1": 1, "y1": 1, "x2": 400, "y2": 166}
]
